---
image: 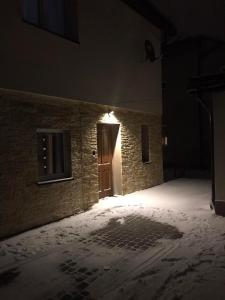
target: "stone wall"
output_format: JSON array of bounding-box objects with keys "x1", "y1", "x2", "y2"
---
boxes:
[
  {"x1": 0, "y1": 89, "x2": 163, "y2": 238},
  {"x1": 118, "y1": 111, "x2": 163, "y2": 194}
]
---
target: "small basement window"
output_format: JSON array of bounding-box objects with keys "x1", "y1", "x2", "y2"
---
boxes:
[
  {"x1": 37, "y1": 129, "x2": 72, "y2": 183},
  {"x1": 23, "y1": 0, "x2": 79, "y2": 43},
  {"x1": 141, "y1": 125, "x2": 150, "y2": 163}
]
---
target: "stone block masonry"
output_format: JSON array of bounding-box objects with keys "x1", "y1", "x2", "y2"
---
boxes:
[{"x1": 0, "y1": 88, "x2": 163, "y2": 238}]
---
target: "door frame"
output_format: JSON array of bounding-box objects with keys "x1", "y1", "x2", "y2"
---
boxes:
[{"x1": 97, "y1": 122, "x2": 122, "y2": 198}]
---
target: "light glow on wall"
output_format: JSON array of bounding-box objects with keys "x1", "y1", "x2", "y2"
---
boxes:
[{"x1": 100, "y1": 111, "x2": 119, "y2": 124}]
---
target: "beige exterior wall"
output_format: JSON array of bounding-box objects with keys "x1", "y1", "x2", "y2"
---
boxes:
[
  {"x1": 0, "y1": 0, "x2": 162, "y2": 114},
  {"x1": 0, "y1": 89, "x2": 163, "y2": 238}
]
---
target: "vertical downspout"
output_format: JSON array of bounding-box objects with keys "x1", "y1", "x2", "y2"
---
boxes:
[
  {"x1": 195, "y1": 39, "x2": 215, "y2": 208},
  {"x1": 197, "y1": 39, "x2": 203, "y2": 170},
  {"x1": 161, "y1": 30, "x2": 170, "y2": 181},
  {"x1": 195, "y1": 94, "x2": 215, "y2": 208},
  {"x1": 211, "y1": 102, "x2": 215, "y2": 207}
]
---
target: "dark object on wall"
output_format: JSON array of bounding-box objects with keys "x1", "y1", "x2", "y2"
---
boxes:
[
  {"x1": 23, "y1": 0, "x2": 79, "y2": 43},
  {"x1": 145, "y1": 40, "x2": 157, "y2": 62},
  {"x1": 141, "y1": 125, "x2": 150, "y2": 163}
]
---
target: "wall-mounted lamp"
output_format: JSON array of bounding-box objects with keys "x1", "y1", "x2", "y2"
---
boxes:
[
  {"x1": 108, "y1": 110, "x2": 114, "y2": 117},
  {"x1": 101, "y1": 110, "x2": 118, "y2": 124}
]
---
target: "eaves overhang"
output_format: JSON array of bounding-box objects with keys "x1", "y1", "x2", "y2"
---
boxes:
[{"x1": 122, "y1": 0, "x2": 176, "y2": 36}]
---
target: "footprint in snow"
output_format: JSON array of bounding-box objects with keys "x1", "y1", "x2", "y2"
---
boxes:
[{"x1": 161, "y1": 257, "x2": 185, "y2": 263}]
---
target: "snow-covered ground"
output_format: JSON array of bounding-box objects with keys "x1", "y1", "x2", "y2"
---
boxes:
[{"x1": 1, "y1": 179, "x2": 225, "y2": 300}]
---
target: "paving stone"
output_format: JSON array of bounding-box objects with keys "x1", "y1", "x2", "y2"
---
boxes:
[{"x1": 89, "y1": 215, "x2": 183, "y2": 251}]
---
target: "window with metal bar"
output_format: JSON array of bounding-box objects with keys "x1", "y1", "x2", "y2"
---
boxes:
[{"x1": 37, "y1": 130, "x2": 71, "y2": 182}]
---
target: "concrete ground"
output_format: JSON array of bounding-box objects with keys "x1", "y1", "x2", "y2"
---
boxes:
[{"x1": 1, "y1": 179, "x2": 225, "y2": 300}]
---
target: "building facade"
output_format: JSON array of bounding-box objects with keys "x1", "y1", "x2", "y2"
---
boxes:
[{"x1": 0, "y1": 0, "x2": 164, "y2": 238}]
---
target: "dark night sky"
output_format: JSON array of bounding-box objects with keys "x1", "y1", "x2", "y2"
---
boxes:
[{"x1": 148, "y1": 0, "x2": 225, "y2": 42}]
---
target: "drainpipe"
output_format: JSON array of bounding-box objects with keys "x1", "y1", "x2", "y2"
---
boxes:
[
  {"x1": 194, "y1": 38, "x2": 215, "y2": 209},
  {"x1": 195, "y1": 93, "x2": 215, "y2": 209}
]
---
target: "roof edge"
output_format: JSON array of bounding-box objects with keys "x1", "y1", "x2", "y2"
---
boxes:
[{"x1": 122, "y1": 0, "x2": 176, "y2": 36}]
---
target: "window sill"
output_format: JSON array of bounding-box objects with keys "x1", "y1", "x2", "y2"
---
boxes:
[
  {"x1": 143, "y1": 161, "x2": 152, "y2": 165},
  {"x1": 37, "y1": 177, "x2": 74, "y2": 185}
]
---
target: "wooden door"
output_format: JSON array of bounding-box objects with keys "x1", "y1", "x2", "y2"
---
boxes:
[{"x1": 97, "y1": 124, "x2": 113, "y2": 198}]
